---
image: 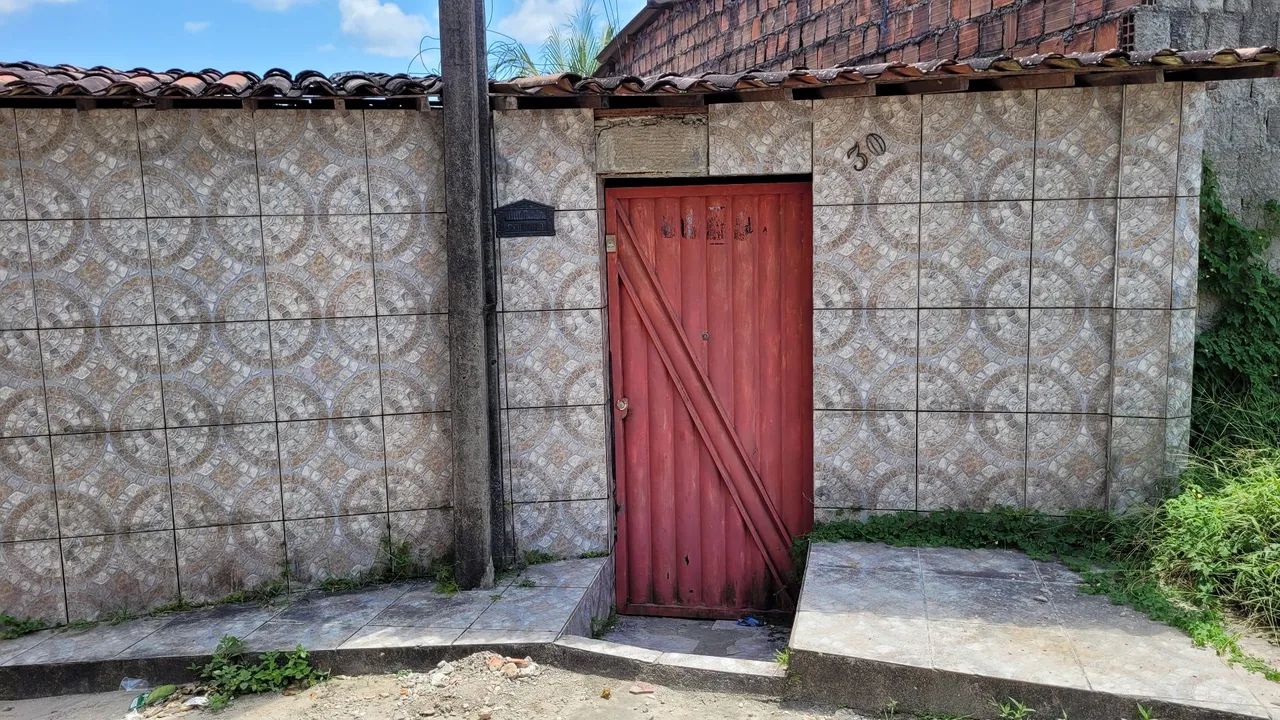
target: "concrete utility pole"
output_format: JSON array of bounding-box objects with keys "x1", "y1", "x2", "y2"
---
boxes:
[{"x1": 440, "y1": 0, "x2": 496, "y2": 589}]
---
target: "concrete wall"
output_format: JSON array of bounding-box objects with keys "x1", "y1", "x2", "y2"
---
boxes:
[
  {"x1": 0, "y1": 107, "x2": 450, "y2": 622},
  {"x1": 493, "y1": 86, "x2": 1201, "y2": 542},
  {"x1": 1136, "y1": 0, "x2": 1280, "y2": 238},
  {"x1": 492, "y1": 109, "x2": 611, "y2": 559}
]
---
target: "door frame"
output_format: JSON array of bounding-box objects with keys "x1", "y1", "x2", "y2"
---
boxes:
[{"x1": 603, "y1": 180, "x2": 815, "y2": 618}]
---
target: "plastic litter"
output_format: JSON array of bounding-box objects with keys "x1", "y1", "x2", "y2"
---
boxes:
[
  {"x1": 119, "y1": 677, "x2": 148, "y2": 692},
  {"x1": 128, "y1": 693, "x2": 149, "y2": 711},
  {"x1": 183, "y1": 696, "x2": 209, "y2": 707},
  {"x1": 736, "y1": 615, "x2": 764, "y2": 627}
]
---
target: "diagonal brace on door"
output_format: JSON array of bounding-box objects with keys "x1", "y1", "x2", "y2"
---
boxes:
[{"x1": 612, "y1": 204, "x2": 796, "y2": 605}]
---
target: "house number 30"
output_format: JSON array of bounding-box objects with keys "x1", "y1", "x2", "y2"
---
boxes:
[{"x1": 846, "y1": 133, "x2": 888, "y2": 171}]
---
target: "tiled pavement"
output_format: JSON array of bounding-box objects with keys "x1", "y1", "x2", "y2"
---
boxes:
[
  {"x1": 793, "y1": 543, "x2": 1280, "y2": 719},
  {"x1": 0, "y1": 557, "x2": 609, "y2": 668}
]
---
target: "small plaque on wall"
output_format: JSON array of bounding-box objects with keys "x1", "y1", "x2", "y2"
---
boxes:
[{"x1": 496, "y1": 200, "x2": 556, "y2": 238}]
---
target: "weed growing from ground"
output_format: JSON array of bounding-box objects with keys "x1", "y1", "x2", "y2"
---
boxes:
[
  {"x1": 993, "y1": 697, "x2": 1035, "y2": 719},
  {"x1": 523, "y1": 549, "x2": 561, "y2": 566},
  {"x1": 193, "y1": 634, "x2": 328, "y2": 710},
  {"x1": 589, "y1": 606, "x2": 619, "y2": 639},
  {"x1": 773, "y1": 647, "x2": 791, "y2": 669},
  {"x1": 0, "y1": 614, "x2": 47, "y2": 640}
]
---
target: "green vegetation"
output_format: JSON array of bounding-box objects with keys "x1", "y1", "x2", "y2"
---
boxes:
[
  {"x1": 1191, "y1": 165, "x2": 1280, "y2": 450},
  {"x1": 773, "y1": 647, "x2": 791, "y2": 669},
  {"x1": 193, "y1": 635, "x2": 328, "y2": 711},
  {"x1": 489, "y1": 0, "x2": 618, "y2": 77},
  {"x1": 589, "y1": 606, "x2": 619, "y2": 639},
  {"x1": 993, "y1": 698, "x2": 1036, "y2": 719},
  {"x1": 522, "y1": 549, "x2": 561, "y2": 566},
  {"x1": 0, "y1": 614, "x2": 48, "y2": 640},
  {"x1": 429, "y1": 555, "x2": 460, "y2": 595}
]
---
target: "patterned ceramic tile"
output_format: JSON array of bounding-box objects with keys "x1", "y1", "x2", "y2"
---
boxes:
[
  {"x1": 384, "y1": 412, "x2": 450, "y2": 511},
  {"x1": 1171, "y1": 197, "x2": 1199, "y2": 310},
  {"x1": 0, "y1": 110, "x2": 22, "y2": 220},
  {"x1": 372, "y1": 213, "x2": 447, "y2": 315},
  {"x1": 62, "y1": 530, "x2": 179, "y2": 619},
  {"x1": 279, "y1": 416, "x2": 386, "y2": 520},
  {"x1": 812, "y1": 203, "x2": 918, "y2": 309},
  {"x1": 813, "y1": 410, "x2": 916, "y2": 511},
  {"x1": 0, "y1": 436, "x2": 56, "y2": 542},
  {"x1": 919, "y1": 201, "x2": 1032, "y2": 307},
  {"x1": 137, "y1": 109, "x2": 259, "y2": 217},
  {"x1": 1165, "y1": 415, "x2": 1191, "y2": 479},
  {"x1": 507, "y1": 405, "x2": 607, "y2": 502},
  {"x1": 52, "y1": 428, "x2": 171, "y2": 536},
  {"x1": 1116, "y1": 198, "x2": 1174, "y2": 309},
  {"x1": 503, "y1": 309, "x2": 604, "y2": 408},
  {"x1": 159, "y1": 321, "x2": 274, "y2": 427},
  {"x1": 285, "y1": 513, "x2": 389, "y2": 586},
  {"x1": 501, "y1": 210, "x2": 601, "y2": 312},
  {"x1": 176, "y1": 522, "x2": 286, "y2": 604},
  {"x1": 1109, "y1": 416, "x2": 1167, "y2": 513},
  {"x1": 0, "y1": 329, "x2": 47, "y2": 437},
  {"x1": 365, "y1": 110, "x2": 445, "y2": 214},
  {"x1": 147, "y1": 217, "x2": 268, "y2": 323},
  {"x1": 41, "y1": 325, "x2": 163, "y2": 433},
  {"x1": 263, "y1": 214, "x2": 375, "y2": 319},
  {"x1": 28, "y1": 219, "x2": 153, "y2": 327},
  {"x1": 494, "y1": 109, "x2": 595, "y2": 209},
  {"x1": 1029, "y1": 199, "x2": 1116, "y2": 308},
  {"x1": 0, "y1": 539, "x2": 66, "y2": 623},
  {"x1": 922, "y1": 90, "x2": 1035, "y2": 202},
  {"x1": 918, "y1": 309, "x2": 1028, "y2": 412},
  {"x1": 1026, "y1": 413, "x2": 1107, "y2": 513},
  {"x1": 1167, "y1": 308, "x2": 1195, "y2": 419},
  {"x1": 254, "y1": 110, "x2": 369, "y2": 215},
  {"x1": 917, "y1": 411, "x2": 1026, "y2": 510},
  {"x1": 514, "y1": 499, "x2": 608, "y2": 557},
  {"x1": 0, "y1": 221, "x2": 35, "y2": 329},
  {"x1": 813, "y1": 309, "x2": 916, "y2": 411},
  {"x1": 708, "y1": 101, "x2": 812, "y2": 175},
  {"x1": 378, "y1": 314, "x2": 449, "y2": 414},
  {"x1": 1034, "y1": 87, "x2": 1122, "y2": 200},
  {"x1": 813, "y1": 96, "x2": 921, "y2": 205},
  {"x1": 1028, "y1": 308, "x2": 1112, "y2": 414},
  {"x1": 389, "y1": 508, "x2": 452, "y2": 571},
  {"x1": 1119, "y1": 84, "x2": 1180, "y2": 198},
  {"x1": 1112, "y1": 309, "x2": 1171, "y2": 418},
  {"x1": 16, "y1": 109, "x2": 145, "y2": 220},
  {"x1": 1176, "y1": 83, "x2": 1206, "y2": 197},
  {"x1": 270, "y1": 317, "x2": 381, "y2": 421},
  {"x1": 168, "y1": 423, "x2": 282, "y2": 528}
]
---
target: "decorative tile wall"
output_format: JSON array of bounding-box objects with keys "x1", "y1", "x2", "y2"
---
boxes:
[
  {"x1": 0, "y1": 107, "x2": 450, "y2": 622},
  {"x1": 813, "y1": 84, "x2": 1201, "y2": 518},
  {"x1": 494, "y1": 110, "x2": 609, "y2": 559}
]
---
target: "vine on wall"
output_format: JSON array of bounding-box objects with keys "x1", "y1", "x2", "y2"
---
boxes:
[{"x1": 1192, "y1": 164, "x2": 1280, "y2": 448}]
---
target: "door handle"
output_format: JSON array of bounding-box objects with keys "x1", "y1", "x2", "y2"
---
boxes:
[{"x1": 616, "y1": 397, "x2": 629, "y2": 419}]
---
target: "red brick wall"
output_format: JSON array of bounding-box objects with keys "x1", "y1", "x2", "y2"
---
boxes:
[{"x1": 597, "y1": 0, "x2": 1144, "y2": 76}]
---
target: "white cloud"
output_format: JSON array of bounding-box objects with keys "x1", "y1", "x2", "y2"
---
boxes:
[
  {"x1": 183, "y1": 20, "x2": 210, "y2": 33},
  {"x1": 0, "y1": 0, "x2": 76, "y2": 15},
  {"x1": 339, "y1": 0, "x2": 430, "y2": 58},
  {"x1": 239, "y1": 0, "x2": 309, "y2": 10},
  {"x1": 494, "y1": 0, "x2": 576, "y2": 46}
]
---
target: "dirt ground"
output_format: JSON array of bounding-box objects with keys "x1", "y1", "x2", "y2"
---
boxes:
[{"x1": 0, "y1": 652, "x2": 874, "y2": 720}]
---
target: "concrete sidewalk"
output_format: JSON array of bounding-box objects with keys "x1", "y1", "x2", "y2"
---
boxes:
[
  {"x1": 791, "y1": 542, "x2": 1280, "y2": 720},
  {"x1": 0, "y1": 558, "x2": 610, "y2": 688}
]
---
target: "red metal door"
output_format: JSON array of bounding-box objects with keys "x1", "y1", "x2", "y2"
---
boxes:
[{"x1": 606, "y1": 182, "x2": 813, "y2": 618}]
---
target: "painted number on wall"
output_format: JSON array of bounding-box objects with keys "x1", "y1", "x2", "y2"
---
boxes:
[{"x1": 846, "y1": 133, "x2": 888, "y2": 172}]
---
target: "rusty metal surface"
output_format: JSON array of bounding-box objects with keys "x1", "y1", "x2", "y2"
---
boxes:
[{"x1": 606, "y1": 183, "x2": 813, "y2": 619}]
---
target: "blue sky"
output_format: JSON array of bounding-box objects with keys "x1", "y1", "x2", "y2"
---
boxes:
[{"x1": 0, "y1": 0, "x2": 642, "y2": 75}]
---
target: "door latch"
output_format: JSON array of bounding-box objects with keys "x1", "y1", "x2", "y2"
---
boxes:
[
  {"x1": 615, "y1": 397, "x2": 629, "y2": 419},
  {"x1": 605, "y1": 234, "x2": 617, "y2": 253}
]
